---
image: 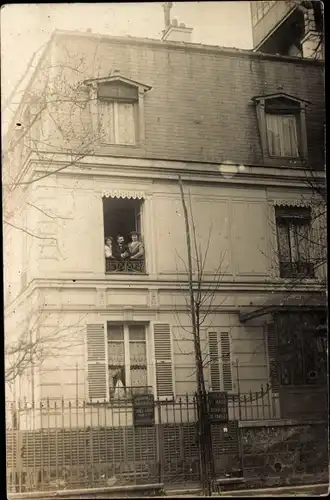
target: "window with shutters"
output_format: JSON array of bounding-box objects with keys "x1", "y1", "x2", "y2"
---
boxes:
[
  {"x1": 107, "y1": 323, "x2": 150, "y2": 400},
  {"x1": 275, "y1": 206, "x2": 314, "y2": 278},
  {"x1": 253, "y1": 93, "x2": 309, "y2": 163},
  {"x1": 208, "y1": 331, "x2": 233, "y2": 392},
  {"x1": 103, "y1": 196, "x2": 145, "y2": 274}
]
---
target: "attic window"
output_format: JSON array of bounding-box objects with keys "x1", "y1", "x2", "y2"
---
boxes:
[
  {"x1": 86, "y1": 76, "x2": 151, "y2": 148},
  {"x1": 98, "y1": 82, "x2": 138, "y2": 146},
  {"x1": 253, "y1": 93, "x2": 309, "y2": 163}
]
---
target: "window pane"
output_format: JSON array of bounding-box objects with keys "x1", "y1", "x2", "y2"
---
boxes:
[
  {"x1": 266, "y1": 114, "x2": 281, "y2": 156},
  {"x1": 282, "y1": 115, "x2": 298, "y2": 157},
  {"x1": 108, "y1": 341, "x2": 125, "y2": 364},
  {"x1": 129, "y1": 341, "x2": 147, "y2": 365},
  {"x1": 129, "y1": 324, "x2": 146, "y2": 341},
  {"x1": 109, "y1": 366, "x2": 126, "y2": 397},
  {"x1": 266, "y1": 114, "x2": 298, "y2": 157},
  {"x1": 108, "y1": 323, "x2": 124, "y2": 341},
  {"x1": 98, "y1": 101, "x2": 115, "y2": 143},
  {"x1": 130, "y1": 367, "x2": 148, "y2": 388},
  {"x1": 117, "y1": 102, "x2": 136, "y2": 145}
]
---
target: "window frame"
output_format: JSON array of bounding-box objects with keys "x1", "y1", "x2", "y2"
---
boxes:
[
  {"x1": 102, "y1": 194, "x2": 147, "y2": 275},
  {"x1": 275, "y1": 207, "x2": 315, "y2": 279},
  {"x1": 107, "y1": 322, "x2": 150, "y2": 400},
  {"x1": 253, "y1": 93, "x2": 309, "y2": 165},
  {"x1": 85, "y1": 75, "x2": 151, "y2": 150},
  {"x1": 97, "y1": 98, "x2": 139, "y2": 147}
]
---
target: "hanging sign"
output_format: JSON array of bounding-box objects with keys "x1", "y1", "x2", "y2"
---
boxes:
[{"x1": 208, "y1": 391, "x2": 229, "y2": 423}]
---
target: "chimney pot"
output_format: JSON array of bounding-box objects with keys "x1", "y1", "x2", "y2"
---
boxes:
[{"x1": 172, "y1": 18, "x2": 178, "y2": 27}]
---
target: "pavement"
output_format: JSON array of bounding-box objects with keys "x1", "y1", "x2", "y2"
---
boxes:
[{"x1": 166, "y1": 482, "x2": 329, "y2": 497}]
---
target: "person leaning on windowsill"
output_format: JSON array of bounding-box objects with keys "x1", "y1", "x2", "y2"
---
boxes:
[{"x1": 128, "y1": 231, "x2": 144, "y2": 260}]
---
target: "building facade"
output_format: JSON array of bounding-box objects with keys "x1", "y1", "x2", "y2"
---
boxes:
[
  {"x1": 4, "y1": 27, "x2": 326, "y2": 433},
  {"x1": 250, "y1": 1, "x2": 324, "y2": 59}
]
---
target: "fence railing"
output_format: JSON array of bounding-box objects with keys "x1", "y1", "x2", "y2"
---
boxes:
[{"x1": 6, "y1": 386, "x2": 279, "y2": 493}]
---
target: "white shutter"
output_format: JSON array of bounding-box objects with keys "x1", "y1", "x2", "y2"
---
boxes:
[
  {"x1": 220, "y1": 331, "x2": 233, "y2": 392},
  {"x1": 208, "y1": 331, "x2": 233, "y2": 392},
  {"x1": 208, "y1": 331, "x2": 221, "y2": 391},
  {"x1": 153, "y1": 323, "x2": 174, "y2": 400},
  {"x1": 86, "y1": 323, "x2": 108, "y2": 402}
]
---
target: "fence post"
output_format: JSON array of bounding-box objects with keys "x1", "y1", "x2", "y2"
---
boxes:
[{"x1": 156, "y1": 398, "x2": 163, "y2": 485}]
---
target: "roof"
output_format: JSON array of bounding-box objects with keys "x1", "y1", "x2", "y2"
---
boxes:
[
  {"x1": 252, "y1": 92, "x2": 311, "y2": 105},
  {"x1": 239, "y1": 293, "x2": 326, "y2": 323}
]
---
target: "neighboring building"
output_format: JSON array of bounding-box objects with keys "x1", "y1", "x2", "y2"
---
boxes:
[
  {"x1": 250, "y1": 1, "x2": 324, "y2": 59},
  {"x1": 4, "y1": 19, "x2": 326, "y2": 437}
]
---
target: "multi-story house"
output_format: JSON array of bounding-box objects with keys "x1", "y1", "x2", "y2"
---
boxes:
[
  {"x1": 4, "y1": 17, "x2": 326, "y2": 491},
  {"x1": 250, "y1": 1, "x2": 324, "y2": 58}
]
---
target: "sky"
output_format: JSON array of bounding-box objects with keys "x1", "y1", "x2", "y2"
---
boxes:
[{"x1": 1, "y1": 1, "x2": 253, "y2": 129}]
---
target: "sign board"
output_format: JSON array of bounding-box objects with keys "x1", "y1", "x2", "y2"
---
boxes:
[
  {"x1": 208, "y1": 392, "x2": 229, "y2": 423},
  {"x1": 132, "y1": 393, "x2": 155, "y2": 427}
]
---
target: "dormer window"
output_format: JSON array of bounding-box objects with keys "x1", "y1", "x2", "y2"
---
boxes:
[
  {"x1": 85, "y1": 75, "x2": 151, "y2": 148},
  {"x1": 98, "y1": 81, "x2": 138, "y2": 146},
  {"x1": 253, "y1": 93, "x2": 309, "y2": 163}
]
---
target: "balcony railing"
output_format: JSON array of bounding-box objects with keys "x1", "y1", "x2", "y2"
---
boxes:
[
  {"x1": 279, "y1": 260, "x2": 315, "y2": 278},
  {"x1": 105, "y1": 258, "x2": 145, "y2": 274}
]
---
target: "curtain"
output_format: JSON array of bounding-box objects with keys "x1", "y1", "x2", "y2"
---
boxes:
[
  {"x1": 266, "y1": 113, "x2": 298, "y2": 157},
  {"x1": 117, "y1": 102, "x2": 136, "y2": 145},
  {"x1": 98, "y1": 100, "x2": 115, "y2": 143},
  {"x1": 129, "y1": 325, "x2": 147, "y2": 388}
]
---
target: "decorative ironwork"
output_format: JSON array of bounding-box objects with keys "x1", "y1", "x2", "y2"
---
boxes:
[
  {"x1": 279, "y1": 260, "x2": 315, "y2": 278},
  {"x1": 105, "y1": 258, "x2": 145, "y2": 273}
]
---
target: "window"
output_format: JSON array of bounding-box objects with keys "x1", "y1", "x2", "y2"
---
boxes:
[
  {"x1": 253, "y1": 93, "x2": 309, "y2": 162},
  {"x1": 275, "y1": 207, "x2": 314, "y2": 278},
  {"x1": 98, "y1": 98, "x2": 137, "y2": 146},
  {"x1": 103, "y1": 195, "x2": 145, "y2": 273},
  {"x1": 86, "y1": 321, "x2": 174, "y2": 403},
  {"x1": 107, "y1": 323, "x2": 149, "y2": 400},
  {"x1": 266, "y1": 113, "x2": 298, "y2": 157}
]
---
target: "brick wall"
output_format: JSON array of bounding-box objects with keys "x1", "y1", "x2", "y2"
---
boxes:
[{"x1": 48, "y1": 33, "x2": 324, "y2": 167}]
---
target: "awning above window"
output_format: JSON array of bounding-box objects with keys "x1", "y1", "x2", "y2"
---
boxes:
[
  {"x1": 102, "y1": 190, "x2": 145, "y2": 199},
  {"x1": 239, "y1": 293, "x2": 326, "y2": 323}
]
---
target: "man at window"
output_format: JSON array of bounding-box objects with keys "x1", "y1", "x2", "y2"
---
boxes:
[
  {"x1": 128, "y1": 231, "x2": 144, "y2": 260},
  {"x1": 113, "y1": 235, "x2": 129, "y2": 260}
]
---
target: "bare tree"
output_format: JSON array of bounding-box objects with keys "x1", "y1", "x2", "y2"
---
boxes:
[{"x1": 3, "y1": 38, "x2": 106, "y2": 392}]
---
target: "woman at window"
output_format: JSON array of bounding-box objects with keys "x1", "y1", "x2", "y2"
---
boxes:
[{"x1": 128, "y1": 231, "x2": 144, "y2": 260}]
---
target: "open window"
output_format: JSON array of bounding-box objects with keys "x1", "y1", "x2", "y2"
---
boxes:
[
  {"x1": 103, "y1": 195, "x2": 146, "y2": 273},
  {"x1": 253, "y1": 93, "x2": 309, "y2": 163}
]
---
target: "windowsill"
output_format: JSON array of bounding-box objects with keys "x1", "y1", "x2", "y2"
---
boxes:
[{"x1": 263, "y1": 156, "x2": 307, "y2": 166}]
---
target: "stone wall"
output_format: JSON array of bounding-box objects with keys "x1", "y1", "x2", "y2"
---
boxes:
[{"x1": 240, "y1": 421, "x2": 328, "y2": 487}]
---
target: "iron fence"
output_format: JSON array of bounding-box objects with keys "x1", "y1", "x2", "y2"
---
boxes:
[{"x1": 6, "y1": 386, "x2": 279, "y2": 493}]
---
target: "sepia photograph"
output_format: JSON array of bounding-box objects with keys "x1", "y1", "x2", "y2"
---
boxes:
[{"x1": 1, "y1": 1, "x2": 327, "y2": 497}]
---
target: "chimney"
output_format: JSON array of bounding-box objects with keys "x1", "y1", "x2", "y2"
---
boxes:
[{"x1": 161, "y1": 3, "x2": 193, "y2": 43}]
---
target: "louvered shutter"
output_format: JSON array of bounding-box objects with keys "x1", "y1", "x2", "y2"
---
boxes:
[
  {"x1": 266, "y1": 322, "x2": 279, "y2": 393},
  {"x1": 86, "y1": 323, "x2": 108, "y2": 402},
  {"x1": 220, "y1": 332, "x2": 233, "y2": 391},
  {"x1": 153, "y1": 323, "x2": 174, "y2": 400},
  {"x1": 208, "y1": 331, "x2": 221, "y2": 391}
]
